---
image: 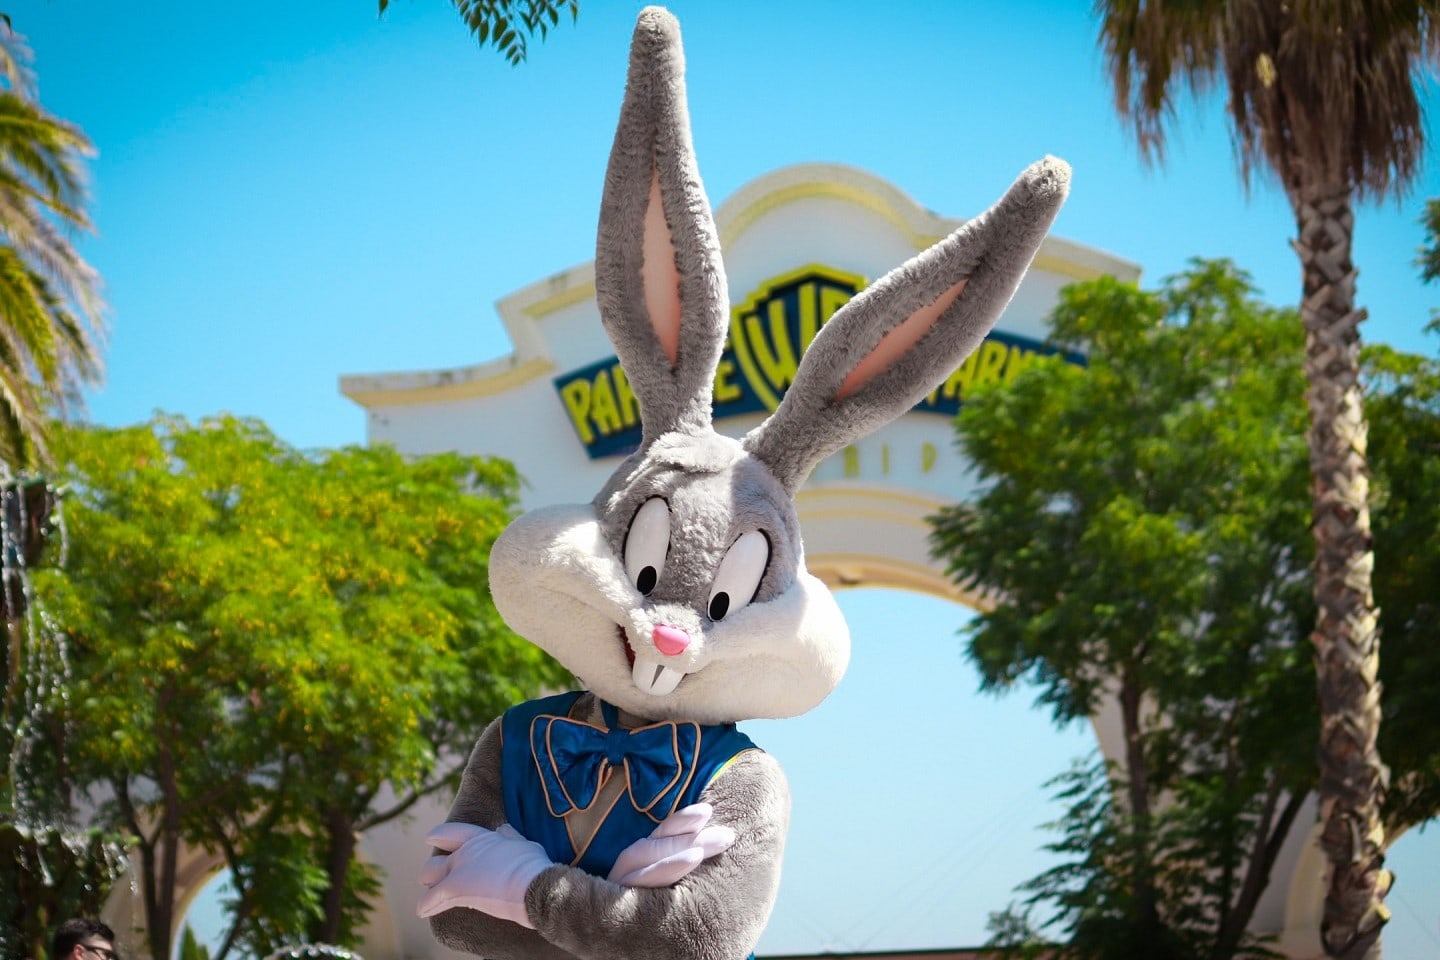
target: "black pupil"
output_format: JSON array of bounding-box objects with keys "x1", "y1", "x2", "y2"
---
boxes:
[
  {"x1": 637, "y1": 566, "x2": 657, "y2": 594},
  {"x1": 708, "y1": 592, "x2": 730, "y2": 620}
]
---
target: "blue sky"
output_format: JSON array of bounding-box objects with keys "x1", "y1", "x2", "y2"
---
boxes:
[{"x1": 14, "y1": 1, "x2": 1440, "y2": 956}]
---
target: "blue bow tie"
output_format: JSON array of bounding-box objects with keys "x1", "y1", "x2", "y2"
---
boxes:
[{"x1": 530, "y1": 701, "x2": 702, "y2": 819}]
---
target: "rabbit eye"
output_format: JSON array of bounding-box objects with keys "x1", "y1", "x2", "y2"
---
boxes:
[
  {"x1": 624, "y1": 497, "x2": 671, "y2": 596},
  {"x1": 707, "y1": 531, "x2": 769, "y2": 621}
]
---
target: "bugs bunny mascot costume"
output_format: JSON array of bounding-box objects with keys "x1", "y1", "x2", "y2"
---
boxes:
[{"x1": 418, "y1": 8, "x2": 1069, "y2": 959}]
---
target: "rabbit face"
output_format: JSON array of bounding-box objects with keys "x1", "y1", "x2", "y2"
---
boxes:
[
  {"x1": 490, "y1": 430, "x2": 851, "y2": 725},
  {"x1": 594, "y1": 431, "x2": 802, "y2": 608}
]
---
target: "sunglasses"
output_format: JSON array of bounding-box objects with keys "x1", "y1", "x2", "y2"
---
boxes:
[{"x1": 82, "y1": 945, "x2": 118, "y2": 960}]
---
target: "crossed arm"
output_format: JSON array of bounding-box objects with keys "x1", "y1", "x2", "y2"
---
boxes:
[{"x1": 425, "y1": 717, "x2": 791, "y2": 960}]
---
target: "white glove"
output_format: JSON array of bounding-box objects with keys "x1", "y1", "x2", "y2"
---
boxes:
[
  {"x1": 417, "y1": 822, "x2": 553, "y2": 927},
  {"x1": 607, "y1": 803, "x2": 737, "y2": 888}
]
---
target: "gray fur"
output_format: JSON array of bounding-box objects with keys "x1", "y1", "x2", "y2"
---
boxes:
[
  {"x1": 430, "y1": 5, "x2": 1069, "y2": 958},
  {"x1": 743, "y1": 156, "x2": 1071, "y2": 494},
  {"x1": 593, "y1": 433, "x2": 803, "y2": 606},
  {"x1": 431, "y1": 696, "x2": 790, "y2": 960},
  {"x1": 594, "y1": 6, "x2": 729, "y2": 445}
]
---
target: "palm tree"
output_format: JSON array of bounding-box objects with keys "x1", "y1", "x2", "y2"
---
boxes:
[
  {"x1": 377, "y1": 0, "x2": 579, "y2": 65},
  {"x1": 1094, "y1": 3, "x2": 1439, "y2": 957},
  {"x1": 0, "y1": 22, "x2": 104, "y2": 471}
]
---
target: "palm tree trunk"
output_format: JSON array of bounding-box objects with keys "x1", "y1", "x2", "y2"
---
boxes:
[{"x1": 1292, "y1": 186, "x2": 1391, "y2": 960}]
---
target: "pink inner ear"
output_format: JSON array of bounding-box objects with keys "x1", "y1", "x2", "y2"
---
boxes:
[
  {"x1": 837, "y1": 278, "x2": 968, "y2": 399},
  {"x1": 642, "y1": 174, "x2": 682, "y2": 366}
]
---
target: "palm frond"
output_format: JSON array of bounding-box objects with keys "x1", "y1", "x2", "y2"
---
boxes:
[
  {"x1": 1097, "y1": 0, "x2": 1440, "y2": 199},
  {"x1": 0, "y1": 32, "x2": 105, "y2": 470},
  {"x1": 0, "y1": 20, "x2": 35, "y2": 100},
  {"x1": 378, "y1": 0, "x2": 578, "y2": 65},
  {"x1": 0, "y1": 92, "x2": 94, "y2": 220}
]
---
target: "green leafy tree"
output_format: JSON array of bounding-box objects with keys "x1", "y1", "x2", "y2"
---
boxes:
[
  {"x1": 37, "y1": 415, "x2": 567, "y2": 960},
  {"x1": 933, "y1": 261, "x2": 1320, "y2": 960},
  {"x1": 1416, "y1": 199, "x2": 1440, "y2": 294},
  {"x1": 1365, "y1": 339, "x2": 1440, "y2": 829},
  {"x1": 378, "y1": 0, "x2": 579, "y2": 65},
  {"x1": 1367, "y1": 211, "x2": 1440, "y2": 831},
  {"x1": 177, "y1": 925, "x2": 213, "y2": 960},
  {"x1": 1093, "y1": 6, "x2": 1440, "y2": 953},
  {"x1": 934, "y1": 260, "x2": 1440, "y2": 959},
  {"x1": 0, "y1": 23, "x2": 104, "y2": 469}
]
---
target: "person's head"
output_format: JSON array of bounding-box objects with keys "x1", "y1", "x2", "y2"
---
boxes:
[{"x1": 51, "y1": 919, "x2": 116, "y2": 960}]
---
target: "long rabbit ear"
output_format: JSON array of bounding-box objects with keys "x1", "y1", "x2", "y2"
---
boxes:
[
  {"x1": 743, "y1": 157, "x2": 1071, "y2": 494},
  {"x1": 595, "y1": 7, "x2": 728, "y2": 445}
]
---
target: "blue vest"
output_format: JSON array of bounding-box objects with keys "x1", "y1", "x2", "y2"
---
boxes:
[{"x1": 500, "y1": 691, "x2": 756, "y2": 877}]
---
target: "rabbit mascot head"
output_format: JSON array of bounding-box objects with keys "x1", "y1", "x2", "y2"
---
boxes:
[{"x1": 420, "y1": 8, "x2": 1069, "y2": 960}]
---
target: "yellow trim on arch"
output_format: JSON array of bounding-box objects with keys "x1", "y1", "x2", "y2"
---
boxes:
[
  {"x1": 344, "y1": 356, "x2": 556, "y2": 408},
  {"x1": 717, "y1": 175, "x2": 1117, "y2": 282},
  {"x1": 1031, "y1": 252, "x2": 1110, "y2": 282},
  {"x1": 798, "y1": 506, "x2": 934, "y2": 532},
  {"x1": 797, "y1": 485, "x2": 950, "y2": 517},
  {"x1": 719, "y1": 181, "x2": 937, "y2": 250},
  {"x1": 523, "y1": 280, "x2": 598, "y2": 319},
  {"x1": 806, "y1": 551, "x2": 994, "y2": 611}
]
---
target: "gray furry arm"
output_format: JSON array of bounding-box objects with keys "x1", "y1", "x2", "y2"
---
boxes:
[
  {"x1": 524, "y1": 749, "x2": 791, "y2": 960},
  {"x1": 429, "y1": 719, "x2": 579, "y2": 960}
]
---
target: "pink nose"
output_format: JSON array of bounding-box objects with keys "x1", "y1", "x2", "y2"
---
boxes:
[{"x1": 652, "y1": 624, "x2": 691, "y2": 657}]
